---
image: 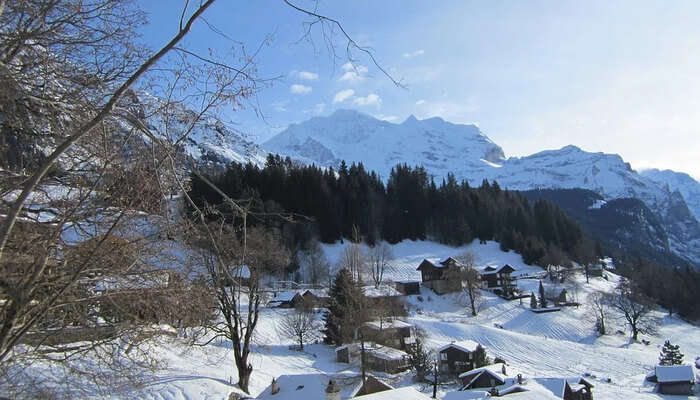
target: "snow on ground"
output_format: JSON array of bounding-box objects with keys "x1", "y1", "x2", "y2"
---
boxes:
[
  {"x1": 14, "y1": 240, "x2": 700, "y2": 399},
  {"x1": 321, "y1": 240, "x2": 543, "y2": 282}
]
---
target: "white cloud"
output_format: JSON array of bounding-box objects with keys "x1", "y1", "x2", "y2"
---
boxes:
[
  {"x1": 290, "y1": 84, "x2": 312, "y2": 94},
  {"x1": 415, "y1": 99, "x2": 426, "y2": 105},
  {"x1": 402, "y1": 49, "x2": 425, "y2": 58},
  {"x1": 314, "y1": 103, "x2": 326, "y2": 114},
  {"x1": 333, "y1": 89, "x2": 355, "y2": 103},
  {"x1": 296, "y1": 71, "x2": 318, "y2": 80},
  {"x1": 353, "y1": 93, "x2": 382, "y2": 107},
  {"x1": 339, "y1": 62, "x2": 368, "y2": 82}
]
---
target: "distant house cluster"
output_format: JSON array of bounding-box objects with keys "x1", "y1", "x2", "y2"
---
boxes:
[{"x1": 417, "y1": 257, "x2": 519, "y2": 298}]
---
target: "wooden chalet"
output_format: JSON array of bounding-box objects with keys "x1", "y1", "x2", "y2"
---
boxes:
[
  {"x1": 458, "y1": 364, "x2": 508, "y2": 390},
  {"x1": 647, "y1": 365, "x2": 696, "y2": 395},
  {"x1": 480, "y1": 264, "x2": 516, "y2": 297},
  {"x1": 360, "y1": 319, "x2": 414, "y2": 350},
  {"x1": 416, "y1": 257, "x2": 461, "y2": 294},
  {"x1": 438, "y1": 340, "x2": 481, "y2": 376}
]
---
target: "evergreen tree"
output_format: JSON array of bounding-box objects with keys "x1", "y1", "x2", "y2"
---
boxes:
[
  {"x1": 473, "y1": 344, "x2": 489, "y2": 368},
  {"x1": 530, "y1": 292, "x2": 538, "y2": 309},
  {"x1": 659, "y1": 340, "x2": 684, "y2": 366},
  {"x1": 407, "y1": 338, "x2": 431, "y2": 381},
  {"x1": 322, "y1": 268, "x2": 365, "y2": 345},
  {"x1": 539, "y1": 280, "x2": 548, "y2": 308}
]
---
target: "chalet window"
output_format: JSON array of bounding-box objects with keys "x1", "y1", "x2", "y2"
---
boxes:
[{"x1": 440, "y1": 352, "x2": 447, "y2": 360}]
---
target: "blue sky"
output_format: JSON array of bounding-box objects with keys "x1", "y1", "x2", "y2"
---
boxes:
[{"x1": 141, "y1": 1, "x2": 700, "y2": 178}]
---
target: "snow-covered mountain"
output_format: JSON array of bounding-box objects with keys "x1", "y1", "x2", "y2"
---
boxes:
[
  {"x1": 263, "y1": 109, "x2": 505, "y2": 179},
  {"x1": 640, "y1": 168, "x2": 700, "y2": 220},
  {"x1": 260, "y1": 110, "x2": 700, "y2": 266}
]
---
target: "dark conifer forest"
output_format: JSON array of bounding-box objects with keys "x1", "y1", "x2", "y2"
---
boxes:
[{"x1": 188, "y1": 154, "x2": 599, "y2": 267}]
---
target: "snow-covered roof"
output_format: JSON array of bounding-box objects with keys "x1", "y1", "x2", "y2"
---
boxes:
[
  {"x1": 368, "y1": 345, "x2": 408, "y2": 361},
  {"x1": 354, "y1": 386, "x2": 431, "y2": 400},
  {"x1": 269, "y1": 290, "x2": 300, "y2": 303},
  {"x1": 363, "y1": 285, "x2": 402, "y2": 298},
  {"x1": 655, "y1": 365, "x2": 695, "y2": 383},
  {"x1": 459, "y1": 364, "x2": 507, "y2": 382},
  {"x1": 534, "y1": 377, "x2": 592, "y2": 397},
  {"x1": 364, "y1": 319, "x2": 413, "y2": 330},
  {"x1": 438, "y1": 340, "x2": 480, "y2": 354},
  {"x1": 256, "y1": 374, "x2": 330, "y2": 400},
  {"x1": 480, "y1": 264, "x2": 515, "y2": 275}
]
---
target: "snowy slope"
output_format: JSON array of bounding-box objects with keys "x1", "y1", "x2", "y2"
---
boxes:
[{"x1": 16, "y1": 239, "x2": 700, "y2": 399}]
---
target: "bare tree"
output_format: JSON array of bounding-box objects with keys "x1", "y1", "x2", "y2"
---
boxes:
[
  {"x1": 277, "y1": 305, "x2": 317, "y2": 351},
  {"x1": 452, "y1": 252, "x2": 482, "y2": 316},
  {"x1": 300, "y1": 239, "x2": 329, "y2": 286},
  {"x1": 367, "y1": 242, "x2": 393, "y2": 288},
  {"x1": 0, "y1": 0, "x2": 221, "y2": 370},
  {"x1": 340, "y1": 228, "x2": 366, "y2": 283},
  {"x1": 608, "y1": 279, "x2": 659, "y2": 341},
  {"x1": 586, "y1": 291, "x2": 612, "y2": 335}
]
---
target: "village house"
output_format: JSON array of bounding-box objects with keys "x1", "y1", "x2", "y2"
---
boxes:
[
  {"x1": 366, "y1": 345, "x2": 411, "y2": 374},
  {"x1": 416, "y1": 257, "x2": 462, "y2": 294},
  {"x1": 336, "y1": 343, "x2": 411, "y2": 374},
  {"x1": 394, "y1": 280, "x2": 420, "y2": 295},
  {"x1": 458, "y1": 363, "x2": 510, "y2": 390},
  {"x1": 438, "y1": 340, "x2": 482, "y2": 375},
  {"x1": 359, "y1": 319, "x2": 415, "y2": 350},
  {"x1": 480, "y1": 264, "x2": 517, "y2": 297},
  {"x1": 268, "y1": 288, "x2": 328, "y2": 309},
  {"x1": 646, "y1": 365, "x2": 696, "y2": 395},
  {"x1": 256, "y1": 373, "x2": 335, "y2": 400},
  {"x1": 351, "y1": 375, "x2": 394, "y2": 397},
  {"x1": 363, "y1": 285, "x2": 403, "y2": 304},
  {"x1": 535, "y1": 377, "x2": 594, "y2": 400}
]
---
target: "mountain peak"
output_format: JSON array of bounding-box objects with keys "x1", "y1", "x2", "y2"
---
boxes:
[{"x1": 403, "y1": 114, "x2": 418, "y2": 124}]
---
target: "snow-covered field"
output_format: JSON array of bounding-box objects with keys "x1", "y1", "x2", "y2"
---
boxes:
[{"x1": 16, "y1": 240, "x2": 700, "y2": 399}]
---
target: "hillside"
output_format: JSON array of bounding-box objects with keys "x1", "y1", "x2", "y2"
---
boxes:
[{"x1": 17, "y1": 239, "x2": 700, "y2": 399}]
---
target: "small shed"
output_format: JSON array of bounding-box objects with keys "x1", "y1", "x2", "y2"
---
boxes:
[
  {"x1": 366, "y1": 345, "x2": 410, "y2": 374},
  {"x1": 437, "y1": 340, "x2": 481, "y2": 375},
  {"x1": 648, "y1": 365, "x2": 696, "y2": 395},
  {"x1": 394, "y1": 280, "x2": 420, "y2": 295}
]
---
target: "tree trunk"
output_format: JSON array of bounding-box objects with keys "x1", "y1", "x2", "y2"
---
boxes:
[
  {"x1": 238, "y1": 363, "x2": 253, "y2": 393},
  {"x1": 468, "y1": 288, "x2": 477, "y2": 316}
]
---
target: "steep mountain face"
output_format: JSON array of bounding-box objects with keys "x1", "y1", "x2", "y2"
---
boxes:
[
  {"x1": 263, "y1": 109, "x2": 505, "y2": 179},
  {"x1": 640, "y1": 168, "x2": 700, "y2": 220},
  {"x1": 261, "y1": 110, "x2": 700, "y2": 267},
  {"x1": 521, "y1": 189, "x2": 690, "y2": 267}
]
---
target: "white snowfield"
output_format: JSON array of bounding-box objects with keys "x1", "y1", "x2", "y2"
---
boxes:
[{"x1": 16, "y1": 240, "x2": 700, "y2": 399}]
